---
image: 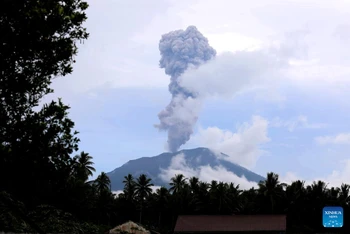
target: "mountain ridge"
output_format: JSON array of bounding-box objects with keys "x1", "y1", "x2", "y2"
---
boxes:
[{"x1": 107, "y1": 147, "x2": 265, "y2": 191}]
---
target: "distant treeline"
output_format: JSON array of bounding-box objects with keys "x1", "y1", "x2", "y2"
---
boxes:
[
  {"x1": 114, "y1": 172, "x2": 350, "y2": 233},
  {"x1": 3, "y1": 166, "x2": 350, "y2": 233}
]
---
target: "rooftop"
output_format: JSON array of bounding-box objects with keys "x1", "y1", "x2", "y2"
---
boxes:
[{"x1": 174, "y1": 215, "x2": 287, "y2": 232}]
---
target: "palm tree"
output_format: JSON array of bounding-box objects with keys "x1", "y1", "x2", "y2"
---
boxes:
[
  {"x1": 155, "y1": 187, "x2": 170, "y2": 226},
  {"x1": 308, "y1": 180, "x2": 328, "y2": 203},
  {"x1": 339, "y1": 183, "x2": 350, "y2": 206},
  {"x1": 209, "y1": 180, "x2": 218, "y2": 191},
  {"x1": 227, "y1": 183, "x2": 241, "y2": 212},
  {"x1": 188, "y1": 177, "x2": 201, "y2": 212},
  {"x1": 228, "y1": 182, "x2": 241, "y2": 197},
  {"x1": 258, "y1": 172, "x2": 284, "y2": 213},
  {"x1": 196, "y1": 181, "x2": 210, "y2": 213},
  {"x1": 93, "y1": 172, "x2": 111, "y2": 195},
  {"x1": 285, "y1": 180, "x2": 306, "y2": 227},
  {"x1": 305, "y1": 180, "x2": 329, "y2": 228},
  {"x1": 169, "y1": 174, "x2": 187, "y2": 194},
  {"x1": 287, "y1": 180, "x2": 305, "y2": 201},
  {"x1": 237, "y1": 187, "x2": 258, "y2": 214},
  {"x1": 328, "y1": 187, "x2": 340, "y2": 204},
  {"x1": 72, "y1": 151, "x2": 95, "y2": 182},
  {"x1": 213, "y1": 182, "x2": 230, "y2": 214},
  {"x1": 123, "y1": 174, "x2": 135, "y2": 201},
  {"x1": 189, "y1": 177, "x2": 200, "y2": 193},
  {"x1": 135, "y1": 174, "x2": 154, "y2": 224}
]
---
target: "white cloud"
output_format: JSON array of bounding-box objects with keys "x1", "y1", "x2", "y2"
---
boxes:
[
  {"x1": 112, "y1": 190, "x2": 123, "y2": 196},
  {"x1": 271, "y1": 115, "x2": 326, "y2": 132},
  {"x1": 315, "y1": 133, "x2": 350, "y2": 145},
  {"x1": 49, "y1": 0, "x2": 350, "y2": 96},
  {"x1": 159, "y1": 153, "x2": 258, "y2": 190},
  {"x1": 189, "y1": 116, "x2": 270, "y2": 168},
  {"x1": 334, "y1": 23, "x2": 350, "y2": 42},
  {"x1": 176, "y1": 28, "x2": 316, "y2": 103},
  {"x1": 205, "y1": 32, "x2": 263, "y2": 54},
  {"x1": 113, "y1": 185, "x2": 162, "y2": 196},
  {"x1": 286, "y1": 64, "x2": 350, "y2": 87},
  {"x1": 280, "y1": 172, "x2": 301, "y2": 185},
  {"x1": 178, "y1": 49, "x2": 288, "y2": 100},
  {"x1": 281, "y1": 159, "x2": 350, "y2": 188},
  {"x1": 50, "y1": 57, "x2": 169, "y2": 96}
]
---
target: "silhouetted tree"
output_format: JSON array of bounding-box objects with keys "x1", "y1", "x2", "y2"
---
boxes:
[{"x1": 135, "y1": 174, "x2": 154, "y2": 224}]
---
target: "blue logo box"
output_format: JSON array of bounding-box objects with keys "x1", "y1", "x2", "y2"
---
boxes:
[{"x1": 323, "y1": 206, "x2": 343, "y2": 228}]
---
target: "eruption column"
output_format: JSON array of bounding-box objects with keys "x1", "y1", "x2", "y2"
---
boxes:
[{"x1": 155, "y1": 26, "x2": 216, "y2": 152}]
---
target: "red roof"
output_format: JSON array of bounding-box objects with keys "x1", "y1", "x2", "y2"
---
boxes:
[{"x1": 174, "y1": 215, "x2": 287, "y2": 232}]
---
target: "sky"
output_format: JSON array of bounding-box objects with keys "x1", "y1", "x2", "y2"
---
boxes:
[{"x1": 43, "y1": 0, "x2": 350, "y2": 189}]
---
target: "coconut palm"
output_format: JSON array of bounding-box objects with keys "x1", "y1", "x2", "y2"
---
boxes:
[
  {"x1": 135, "y1": 174, "x2": 154, "y2": 224},
  {"x1": 93, "y1": 172, "x2": 111, "y2": 195},
  {"x1": 123, "y1": 174, "x2": 135, "y2": 201},
  {"x1": 188, "y1": 177, "x2": 200, "y2": 193},
  {"x1": 155, "y1": 187, "x2": 170, "y2": 226},
  {"x1": 169, "y1": 174, "x2": 187, "y2": 194},
  {"x1": 72, "y1": 151, "x2": 95, "y2": 182},
  {"x1": 212, "y1": 182, "x2": 230, "y2": 213},
  {"x1": 258, "y1": 172, "x2": 284, "y2": 213},
  {"x1": 339, "y1": 183, "x2": 350, "y2": 206}
]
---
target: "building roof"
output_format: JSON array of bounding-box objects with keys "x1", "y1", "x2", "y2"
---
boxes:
[{"x1": 174, "y1": 215, "x2": 287, "y2": 233}]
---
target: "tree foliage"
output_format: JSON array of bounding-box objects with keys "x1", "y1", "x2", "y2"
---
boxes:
[
  {"x1": 0, "y1": 0, "x2": 101, "y2": 233},
  {"x1": 114, "y1": 172, "x2": 350, "y2": 233},
  {"x1": 0, "y1": 0, "x2": 88, "y2": 206}
]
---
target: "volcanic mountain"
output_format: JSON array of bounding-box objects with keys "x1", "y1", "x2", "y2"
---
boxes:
[{"x1": 107, "y1": 147, "x2": 265, "y2": 191}]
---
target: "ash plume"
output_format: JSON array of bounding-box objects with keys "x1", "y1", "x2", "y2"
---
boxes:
[{"x1": 155, "y1": 26, "x2": 216, "y2": 152}]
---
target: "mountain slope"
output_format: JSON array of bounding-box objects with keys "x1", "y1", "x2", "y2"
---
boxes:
[{"x1": 107, "y1": 147, "x2": 265, "y2": 191}]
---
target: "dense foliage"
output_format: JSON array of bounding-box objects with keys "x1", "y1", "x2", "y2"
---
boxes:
[
  {"x1": 0, "y1": 0, "x2": 89, "y2": 206},
  {"x1": 0, "y1": 0, "x2": 108, "y2": 233},
  {"x1": 115, "y1": 172, "x2": 350, "y2": 233}
]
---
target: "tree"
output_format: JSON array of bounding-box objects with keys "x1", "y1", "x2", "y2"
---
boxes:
[
  {"x1": 0, "y1": 0, "x2": 89, "y2": 106},
  {"x1": 258, "y1": 172, "x2": 284, "y2": 214},
  {"x1": 112, "y1": 172, "x2": 350, "y2": 233},
  {"x1": 169, "y1": 174, "x2": 187, "y2": 194},
  {"x1": 0, "y1": 0, "x2": 89, "y2": 209},
  {"x1": 188, "y1": 177, "x2": 200, "y2": 193},
  {"x1": 123, "y1": 174, "x2": 136, "y2": 202},
  {"x1": 196, "y1": 181, "x2": 210, "y2": 213},
  {"x1": 154, "y1": 187, "x2": 170, "y2": 226},
  {"x1": 227, "y1": 183, "x2": 241, "y2": 212},
  {"x1": 339, "y1": 183, "x2": 350, "y2": 206},
  {"x1": 2, "y1": 99, "x2": 81, "y2": 207},
  {"x1": 72, "y1": 151, "x2": 96, "y2": 182},
  {"x1": 90, "y1": 172, "x2": 114, "y2": 225},
  {"x1": 0, "y1": 0, "x2": 89, "y2": 140},
  {"x1": 93, "y1": 172, "x2": 111, "y2": 195},
  {"x1": 134, "y1": 174, "x2": 154, "y2": 224}
]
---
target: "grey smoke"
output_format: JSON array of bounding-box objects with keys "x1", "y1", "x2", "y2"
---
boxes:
[{"x1": 155, "y1": 26, "x2": 216, "y2": 152}]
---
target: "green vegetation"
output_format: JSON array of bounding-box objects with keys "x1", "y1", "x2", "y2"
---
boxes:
[
  {"x1": 0, "y1": 0, "x2": 106, "y2": 233},
  {"x1": 1, "y1": 0, "x2": 349, "y2": 233},
  {"x1": 115, "y1": 173, "x2": 350, "y2": 233}
]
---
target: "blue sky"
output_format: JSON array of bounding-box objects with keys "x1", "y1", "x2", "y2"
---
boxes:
[{"x1": 43, "y1": 0, "x2": 350, "y2": 187}]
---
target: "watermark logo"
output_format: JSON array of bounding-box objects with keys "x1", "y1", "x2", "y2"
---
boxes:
[{"x1": 323, "y1": 206, "x2": 343, "y2": 228}]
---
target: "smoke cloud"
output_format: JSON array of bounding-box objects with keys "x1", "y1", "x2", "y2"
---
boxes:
[{"x1": 155, "y1": 26, "x2": 216, "y2": 152}]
